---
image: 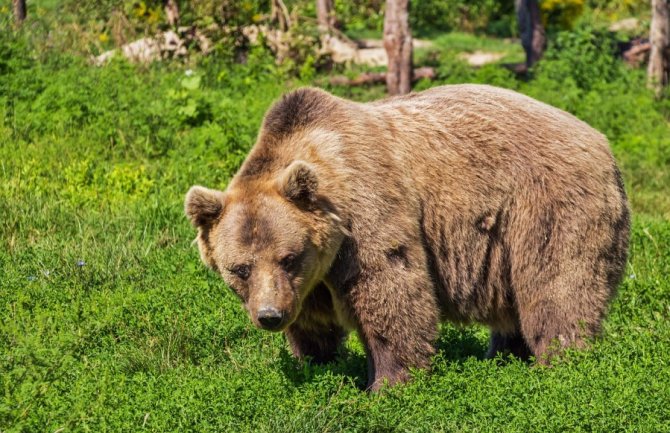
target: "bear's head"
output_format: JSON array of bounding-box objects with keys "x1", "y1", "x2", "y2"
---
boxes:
[{"x1": 185, "y1": 160, "x2": 347, "y2": 332}]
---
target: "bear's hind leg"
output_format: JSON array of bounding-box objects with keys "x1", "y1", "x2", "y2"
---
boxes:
[
  {"x1": 510, "y1": 205, "x2": 619, "y2": 364},
  {"x1": 486, "y1": 331, "x2": 532, "y2": 360},
  {"x1": 517, "y1": 297, "x2": 596, "y2": 364}
]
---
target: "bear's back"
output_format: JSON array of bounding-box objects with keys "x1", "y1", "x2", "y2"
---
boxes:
[
  {"x1": 369, "y1": 84, "x2": 610, "y2": 161},
  {"x1": 361, "y1": 84, "x2": 618, "y2": 206}
]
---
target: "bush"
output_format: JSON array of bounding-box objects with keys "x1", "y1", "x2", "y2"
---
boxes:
[
  {"x1": 541, "y1": 0, "x2": 585, "y2": 31},
  {"x1": 411, "y1": 0, "x2": 515, "y2": 36},
  {"x1": 532, "y1": 26, "x2": 621, "y2": 91}
]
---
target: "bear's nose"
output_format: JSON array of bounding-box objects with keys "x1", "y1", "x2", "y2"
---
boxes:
[{"x1": 257, "y1": 307, "x2": 284, "y2": 330}]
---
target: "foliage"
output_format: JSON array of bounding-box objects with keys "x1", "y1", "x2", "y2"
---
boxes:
[
  {"x1": 330, "y1": 0, "x2": 517, "y2": 37},
  {"x1": 585, "y1": 0, "x2": 649, "y2": 19},
  {"x1": 333, "y1": 0, "x2": 385, "y2": 33},
  {"x1": 10, "y1": 0, "x2": 648, "y2": 64},
  {"x1": 541, "y1": 0, "x2": 585, "y2": 30},
  {"x1": 2, "y1": 6, "x2": 670, "y2": 433},
  {"x1": 533, "y1": 26, "x2": 621, "y2": 91},
  {"x1": 410, "y1": 0, "x2": 516, "y2": 36}
]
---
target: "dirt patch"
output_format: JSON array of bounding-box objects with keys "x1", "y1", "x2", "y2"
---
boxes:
[{"x1": 458, "y1": 51, "x2": 505, "y2": 66}]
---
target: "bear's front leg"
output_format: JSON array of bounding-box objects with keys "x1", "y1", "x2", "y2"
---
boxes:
[
  {"x1": 284, "y1": 283, "x2": 346, "y2": 364},
  {"x1": 284, "y1": 320, "x2": 345, "y2": 364},
  {"x1": 349, "y1": 266, "x2": 440, "y2": 391}
]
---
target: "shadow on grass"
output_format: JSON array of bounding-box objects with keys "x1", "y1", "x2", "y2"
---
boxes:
[
  {"x1": 278, "y1": 325, "x2": 492, "y2": 390},
  {"x1": 278, "y1": 343, "x2": 369, "y2": 390},
  {"x1": 434, "y1": 325, "x2": 489, "y2": 361}
]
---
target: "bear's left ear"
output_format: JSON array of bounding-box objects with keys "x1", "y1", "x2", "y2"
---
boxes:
[{"x1": 277, "y1": 160, "x2": 318, "y2": 205}]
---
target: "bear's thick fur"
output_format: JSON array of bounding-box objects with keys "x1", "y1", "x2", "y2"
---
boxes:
[{"x1": 185, "y1": 85, "x2": 630, "y2": 390}]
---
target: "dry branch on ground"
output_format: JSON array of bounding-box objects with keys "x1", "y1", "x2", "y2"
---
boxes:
[{"x1": 328, "y1": 66, "x2": 435, "y2": 86}]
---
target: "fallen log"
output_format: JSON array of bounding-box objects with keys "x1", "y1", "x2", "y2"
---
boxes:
[
  {"x1": 320, "y1": 33, "x2": 434, "y2": 67},
  {"x1": 619, "y1": 38, "x2": 651, "y2": 67},
  {"x1": 329, "y1": 66, "x2": 436, "y2": 86},
  {"x1": 93, "y1": 27, "x2": 211, "y2": 65}
]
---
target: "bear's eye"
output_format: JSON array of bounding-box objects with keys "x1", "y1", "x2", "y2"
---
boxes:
[
  {"x1": 230, "y1": 264, "x2": 251, "y2": 280},
  {"x1": 279, "y1": 253, "x2": 299, "y2": 273}
]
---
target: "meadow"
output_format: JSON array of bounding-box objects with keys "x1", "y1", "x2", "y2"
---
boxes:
[{"x1": 1, "y1": 4, "x2": 670, "y2": 432}]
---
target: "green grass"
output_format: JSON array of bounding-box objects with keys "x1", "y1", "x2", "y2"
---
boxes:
[
  {"x1": 429, "y1": 31, "x2": 525, "y2": 64},
  {"x1": 2, "y1": 20, "x2": 670, "y2": 433}
]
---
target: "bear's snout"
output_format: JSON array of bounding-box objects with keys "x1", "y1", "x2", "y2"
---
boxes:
[{"x1": 257, "y1": 306, "x2": 285, "y2": 331}]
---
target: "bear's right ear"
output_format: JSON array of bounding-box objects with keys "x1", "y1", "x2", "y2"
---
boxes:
[
  {"x1": 277, "y1": 160, "x2": 319, "y2": 205},
  {"x1": 185, "y1": 186, "x2": 225, "y2": 228}
]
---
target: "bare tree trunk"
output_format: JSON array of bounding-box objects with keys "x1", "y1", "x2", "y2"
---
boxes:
[
  {"x1": 316, "y1": 0, "x2": 338, "y2": 31},
  {"x1": 13, "y1": 0, "x2": 27, "y2": 25},
  {"x1": 648, "y1": 0, "x2": 670, "y2": 94},
  {"x1": 516, "y1": 0, "x2": 546, "y2": 69},
  {"x1": 164, "y1": 0, "x2": 180, "y2": 27},
  {"x1": 383, "y1": 0, "x2": 412, "y2": 95},
  {"x1": 271, "y1": 0, "x2": 291, "y2": 32}
]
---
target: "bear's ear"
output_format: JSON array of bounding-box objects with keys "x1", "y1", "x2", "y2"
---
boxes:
[
  {"x1": 185, "y1": 186, "x2": 225, "y2": 228},
  {"x1": 277, "y1": 160, "x2": 318, "y2": 205}
]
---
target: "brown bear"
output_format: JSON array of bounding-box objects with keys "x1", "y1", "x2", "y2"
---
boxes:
[{"x1": 185, "y1": 84, "x2": 630, "y2": 390}]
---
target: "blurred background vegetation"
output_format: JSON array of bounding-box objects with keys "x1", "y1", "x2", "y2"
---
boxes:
[{"x1": 0, "y1": 1, "x2": 655, "y2": 57}]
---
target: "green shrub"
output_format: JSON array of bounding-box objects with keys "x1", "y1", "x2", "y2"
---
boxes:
[
  {"x1": 541, "y1": 0, "x2": 585, "y2": 30},
  {"x1": 411, "y1": 0, "x2": 514, "y2": 36},
  {"x1": 330, "y1": 0, "x2": 517, "y2": 37},
  {"x1": 532, "y1": 26, "x2": 620, "y2": 91}
]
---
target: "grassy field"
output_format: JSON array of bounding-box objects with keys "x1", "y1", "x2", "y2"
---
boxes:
[{"x1": 2, "y1": 12, "x2": 670, "y2": 433}]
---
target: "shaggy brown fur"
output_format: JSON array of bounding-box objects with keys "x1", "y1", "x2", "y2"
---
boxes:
[{"x1": 185, "y1": 85, "x2": 630, "y2": 390}]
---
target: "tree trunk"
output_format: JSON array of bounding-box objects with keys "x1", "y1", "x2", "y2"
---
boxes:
[
  {"x1": 164, "y1": 0, "x2": 180, "y2": 27},
  {"x1": 271, "y1": 0, "x2": 291, "y2": 32},
  {"x1": 13, "y1": 0, "x2": 27, "y2": 25},
  {"x1": 316, "y1": 0, "x2": 337, "y2": 31},
  {"x1": 515, "y1": 0, "x2": 545, "y2": 69},
  {"x1": 383, "y1": 0, "x2": 412, "y2": 95},
  {"x1": 648, "y1": 0, "x2": 670, "y2": 94}
]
